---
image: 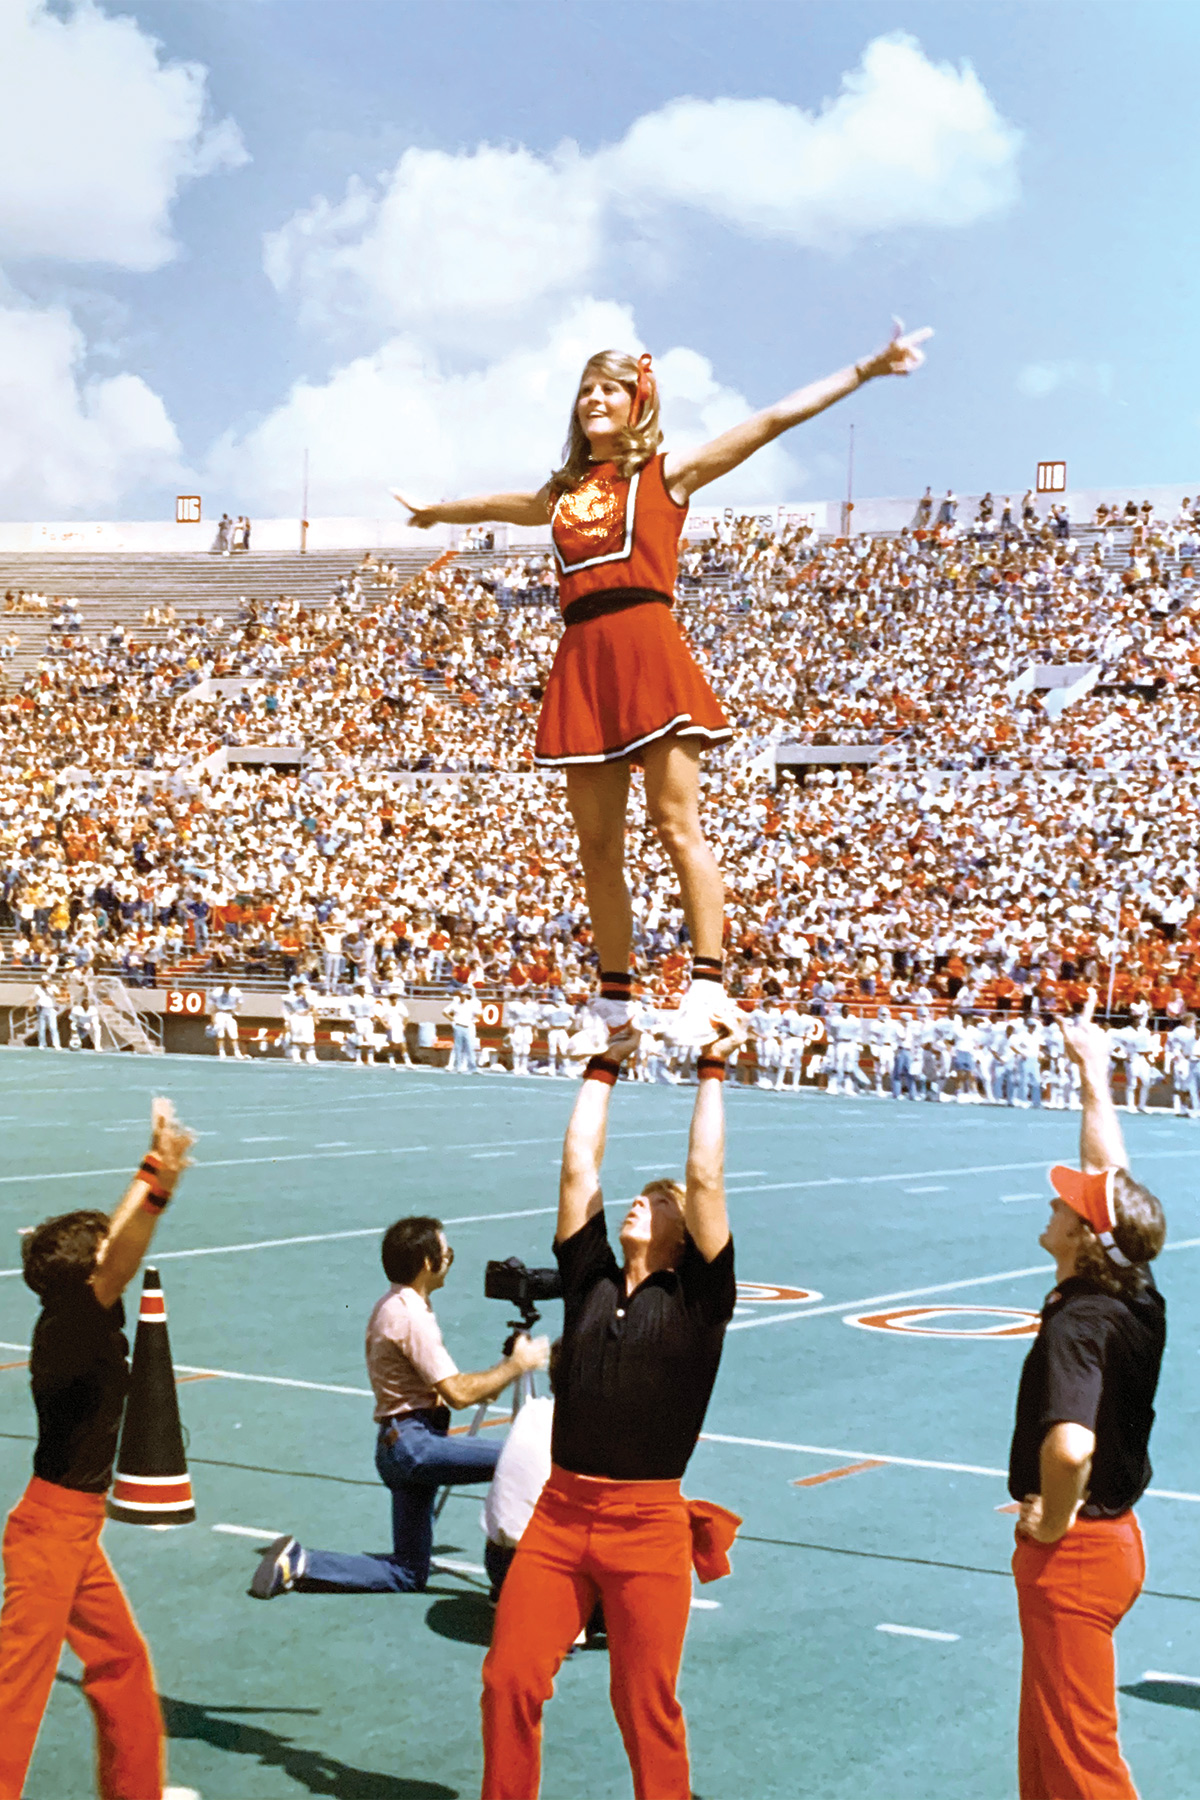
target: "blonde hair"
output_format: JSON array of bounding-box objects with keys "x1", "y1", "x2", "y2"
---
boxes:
[
  {"x1": 550, "y1": 349, "x2": 663, "y2": 496},
  {"x1": 640, "y1": 1177, "x2": 685, "y2": 1213}
]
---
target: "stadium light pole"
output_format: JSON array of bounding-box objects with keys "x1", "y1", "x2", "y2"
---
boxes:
[
  {"x1": 300, "y1": 447, "x2": 310, "y2": 554},
  {"x1": 1105, "y1": 880, "x2": 1126, "y2": 1019}
]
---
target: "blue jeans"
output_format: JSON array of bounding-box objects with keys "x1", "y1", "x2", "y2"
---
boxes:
[
  {"x1": 891, "y1": 1048, "x2": 917, "y2": 1100},
  {"x1": 298, "y1": 1409, "x2": 501, "y2": 1594},
  {"x1": 450, "y1": 1025, "x2": 477, "y2": 1073},
  {"x1": 1010, "y1": 1057, "x2": 1042, "y2": 1107}
]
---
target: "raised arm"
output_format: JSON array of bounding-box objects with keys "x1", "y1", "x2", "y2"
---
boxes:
[
  {"x1": 1061, "y1": 988, "x2": 1129, "y2": 1173},
  {"x1": 684, "y1": 1012, "x2": 749, "y2": 1261},
  {"x1": 91, "y1": 1098, "x2": 195, "y2": 1309},
  {"x1": 556, "y1": 1028, "x2": 639, "y2": 1244},
  {"x1": 392, "y1": 486, "x2": 554, "y2": 529},
  {"x1": 662, "y1": 321, "x2": 932, "y2": 503}
]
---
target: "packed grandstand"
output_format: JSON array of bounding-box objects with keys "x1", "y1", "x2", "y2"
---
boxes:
[{"x1": 3, "y1": 491, "x2": 1200, "y2": 1091}]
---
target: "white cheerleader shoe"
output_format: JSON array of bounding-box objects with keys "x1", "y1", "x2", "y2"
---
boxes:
[
  {"x1": 674, "y1": 981, "x2": 740, "y2": 1046},
  {"x1": 584, "y1": 995, "x2": 635, "y2": 1037}
]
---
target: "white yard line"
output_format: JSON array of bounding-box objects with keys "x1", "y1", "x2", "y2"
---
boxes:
[
  {"x1": 0, "y1": 1126, "x2": 684, "y2": 1187},
  {"x1": 0, "y1": 1336, "x2": 1198, "y2": 1504},
  {"x1": 0, "y1": 1203, "x2": 564, "y2": 1277},
  {"x1": 876, "y1": 1623, "x2": 959, "y2": 1642}
]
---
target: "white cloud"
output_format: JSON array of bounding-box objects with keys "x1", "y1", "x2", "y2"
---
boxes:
[
  {"x1": 0, "y1": 304, "x2": 182, "y2": 513},
  {"x1": 0, "y1": 0, "x2": 247, "y2": 517},
  {"x1": 605, "y1": 34, "x2": 1020, "y2": 247},
  {"x1": 267, "y1": 33, "x2": 1018, "y2": 337},
  {"x1": 265, "y1": 145, "x2": 603, "y2": 348},
  {"x1": 1018, "y1": 360, "x2": 1113, "y2": 400},
  {"x1": 236, "y1": 32, "x2": 1012, "y2": 514},
  {"x1": 0, "y1": 0, "x2": 247, "y2": 270},
  {"x1": 204, "y1": 299, "x2": 803, "y2": 516}
]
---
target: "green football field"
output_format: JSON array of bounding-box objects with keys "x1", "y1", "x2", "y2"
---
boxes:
[{"x1": 2, "y1": 1048, "x2": 1199, "y2": 1800}]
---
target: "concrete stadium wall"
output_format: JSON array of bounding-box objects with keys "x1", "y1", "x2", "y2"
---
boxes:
[{"x1": 1, "y1": 481, "x2": 1193, "y2": 557}]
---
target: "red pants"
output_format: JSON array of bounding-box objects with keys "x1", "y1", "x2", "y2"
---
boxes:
[
  {"x1": 1014, "y1": 1512, "x2": 1145, "y2": 1800},
  {"x1": 481, "y1": 1467, "x2": 696, "y2": 1800},
  {"x1": 0, "y1": 1477, "x2": 163, "y2": 1800}
]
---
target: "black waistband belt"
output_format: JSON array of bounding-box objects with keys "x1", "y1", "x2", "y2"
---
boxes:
[{"x1": 561, "y1": 587, "x2": 672, "y2": 627}]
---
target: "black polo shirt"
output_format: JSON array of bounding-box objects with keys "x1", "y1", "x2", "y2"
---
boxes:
[
  {"x1": 551, "y1": 1210, "x2": 736, "y2": 1481},
  {"x1": 31, "y1": 1286, "x2": 129, "y2": 1493},
  {"x1": 1008, "y1": 1273, "x2": 1165, "y2": 1518}
]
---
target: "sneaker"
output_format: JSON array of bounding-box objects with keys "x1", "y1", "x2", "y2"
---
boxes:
[
  {"x1": 164, "y1": 1789, "x2": 204, "y2": 1799},
  {"x1": 249, "y1": 1534, "x2": 306, "y2": 1599},
  {"x1": 674, "y1": 981, "x2": 739, "y2": 1046},
  {"x1": 585, "y1": 996, "x2": 634, "y2": 1036}
]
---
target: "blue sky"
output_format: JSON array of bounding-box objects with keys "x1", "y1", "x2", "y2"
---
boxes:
[{"x1": 1, "y1": 0, "x2": 1197, "y2": 519}]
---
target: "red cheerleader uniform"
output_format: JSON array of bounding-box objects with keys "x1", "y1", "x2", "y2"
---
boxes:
[{"x1": 533, "y1": 452, "x2": 732, "y2": 765}]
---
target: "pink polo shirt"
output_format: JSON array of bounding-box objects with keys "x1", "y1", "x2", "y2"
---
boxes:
[{"x1": 365, "y1": 1285, "x2": 458, "y2": 1422}]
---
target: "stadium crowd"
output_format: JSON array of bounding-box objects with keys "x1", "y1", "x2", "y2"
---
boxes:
[{"x1": 1, "y1": 494, "x2": 1199, "y2": 1047}]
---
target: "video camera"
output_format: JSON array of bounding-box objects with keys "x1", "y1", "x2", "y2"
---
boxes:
[{"x1": 484, "y1": 1256, "x2": 563, "y2": 1351}]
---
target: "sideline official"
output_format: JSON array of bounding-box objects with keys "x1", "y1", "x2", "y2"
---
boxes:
[
  {"x1": 1009, "y1": 991, "x2": 1166, "y2": 1800},
  {"x1": 480, "y1": 1014, "x2": 746, "y2": 1800},
  {"x1": 251, "y1": 1216, "x2": 547, "y2": 1598}
]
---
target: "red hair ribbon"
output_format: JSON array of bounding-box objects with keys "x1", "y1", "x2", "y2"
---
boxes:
[{"x1": 630, "y1": 352, "x2": 655, "y2": 426}]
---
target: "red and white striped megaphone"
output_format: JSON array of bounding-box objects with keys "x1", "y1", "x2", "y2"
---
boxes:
[{"x1": 107, "y1": 1267, "x2": 195, "y2": 1525}]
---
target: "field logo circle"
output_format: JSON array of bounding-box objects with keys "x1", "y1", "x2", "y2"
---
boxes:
[
  {"x1": 736, "y1": 1281, "x2": 822, "y2": 1305},
  {"x1": 845, "y1": 1305, "x2": 1039, "y2": 1339}
]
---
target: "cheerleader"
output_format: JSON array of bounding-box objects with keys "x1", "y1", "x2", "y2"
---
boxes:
[{"x1": 394, "y1": 322, "x2": 930, "y2": 1036}]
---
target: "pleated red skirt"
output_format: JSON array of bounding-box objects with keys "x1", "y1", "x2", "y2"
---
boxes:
[{"x1": 534, "y1": 601, "x2": 732, "y2": 766}]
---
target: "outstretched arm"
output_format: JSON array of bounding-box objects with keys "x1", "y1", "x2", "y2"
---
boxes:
[
  {"x1": 392, "y1": 486, "x2": 554, "y2": 529},
  {"x1": 91, "y1": 1098, "x2": 195, "y2": 1309},
  {"x1": 662, "y1": 321, "x2": 932, "y2": 503},
  {"x1": 1062, "y1": 988, "x2": 1128, "y2": 1173},
  {"x1": 684, "y1": 1013, "x2": 748, "y2": 1261},
  {"x1": 556, "y1": 1029, "x2": 639, "y2": 1244}
]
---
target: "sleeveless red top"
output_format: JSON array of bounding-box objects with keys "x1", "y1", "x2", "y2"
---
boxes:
[{"x1": 551, "y1": 453, "x2": 686, "y2": 617}]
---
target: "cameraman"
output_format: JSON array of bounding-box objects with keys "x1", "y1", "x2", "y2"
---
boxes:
[
  {"x1": 251, "y1": 1216, "x2": 548, "y2": 1599},
  {"x1": 481, "y1": 1016, "x2": 745, "y2": 1800}
]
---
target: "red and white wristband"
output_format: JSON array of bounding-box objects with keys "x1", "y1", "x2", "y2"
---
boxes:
[{"x1": 138, "y1": 1152, "x2": 172, "y2": 1212}]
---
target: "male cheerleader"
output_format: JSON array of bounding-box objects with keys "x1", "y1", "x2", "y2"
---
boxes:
[
  {"x1": 481, "y1": 1012, "x2": 746, "y2": 1799},
  {"x1": 1009, "y1": 991, "x2": 1166, "y2": 1798},
  {"x1": 0, "y1": 1099, "x2": 198, "y2": 1800}
]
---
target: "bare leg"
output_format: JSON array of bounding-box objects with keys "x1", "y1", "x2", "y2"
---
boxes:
[
  {"x1": 565, "y1": 761, "x2": 633, "y2": 972},
  {"x1": 642, "y1": 737, "x2": 724, "y2": 962}
]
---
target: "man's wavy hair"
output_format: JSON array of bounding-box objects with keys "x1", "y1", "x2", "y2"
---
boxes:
[
  {"x1": 22, "y1": 1210, "x2": 109, "y2": 1299},
  {"x1": 1073, "y1": 1169, "x2": 1166, "y2": 1299},
  {"x1": 550, "y1": 350, "x2": 663, "y2": 496}
]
